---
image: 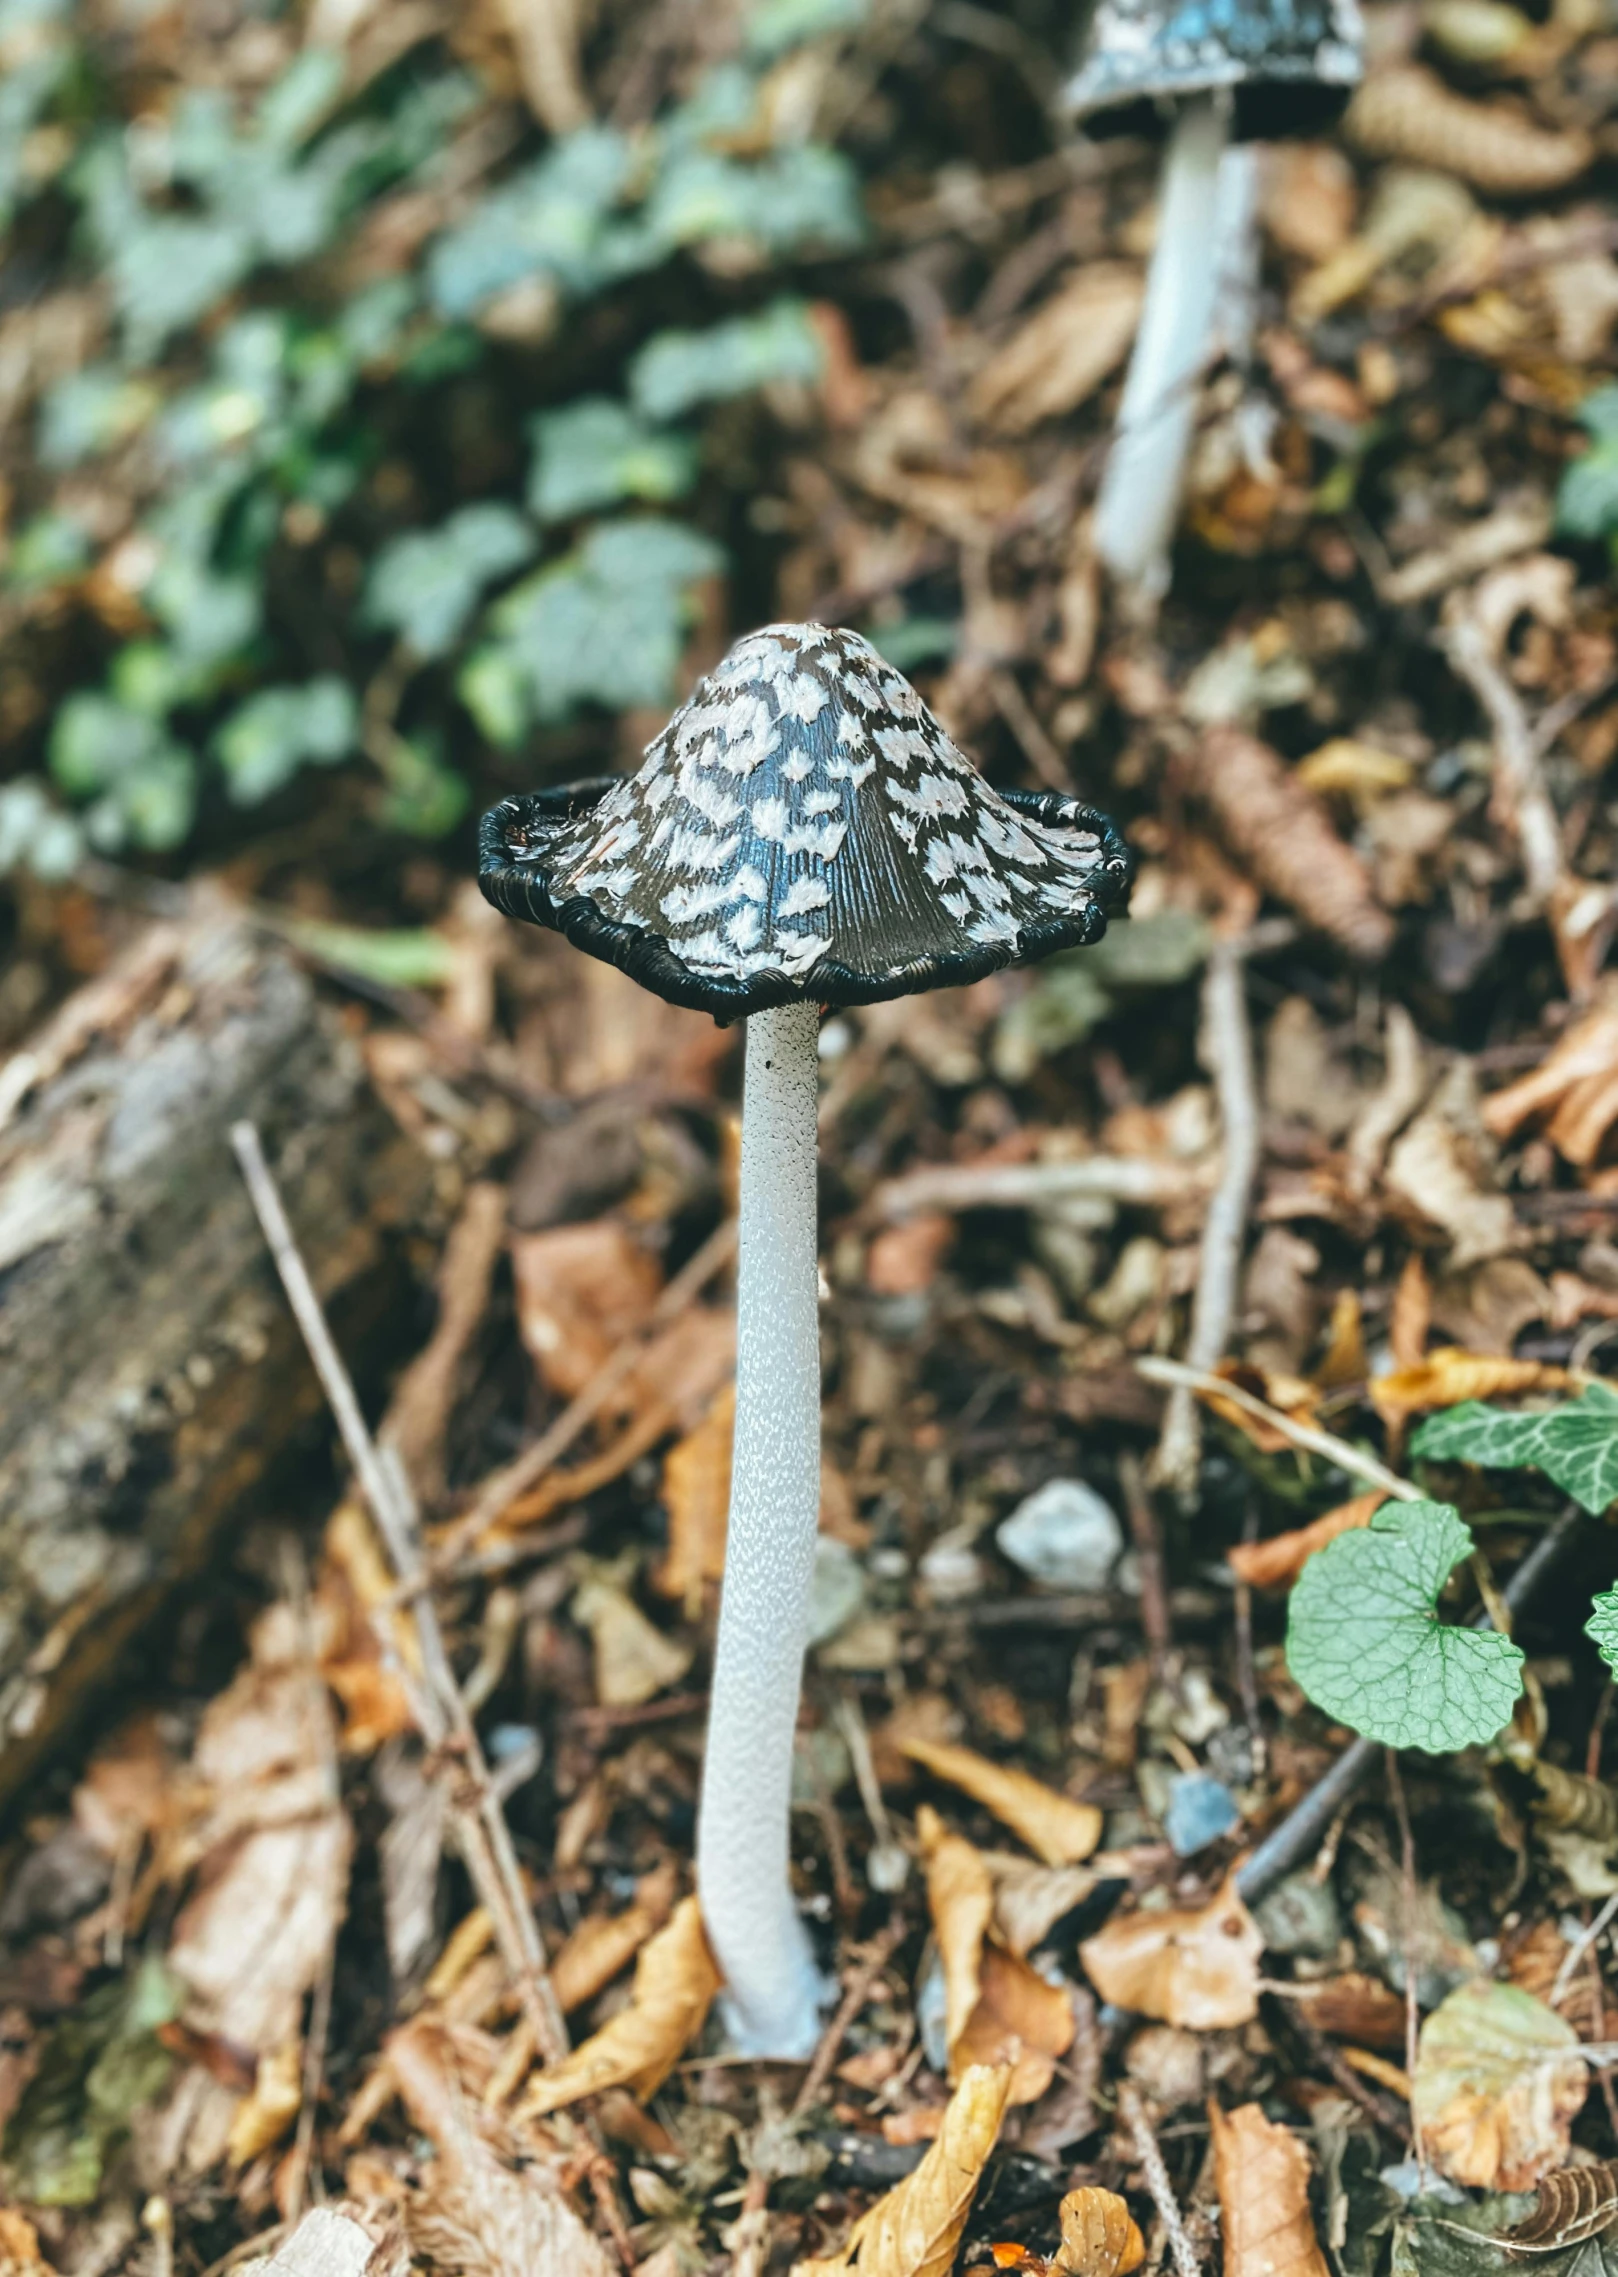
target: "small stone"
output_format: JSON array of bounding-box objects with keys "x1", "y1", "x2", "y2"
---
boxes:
[
  {"x1": 996, "y1": 1478, "x2": 1123, "y2": 1591},
  {"x1": 919, "y1": 1528, "x2": 986, "y2": 1604},
  {"x1": 808, "y1": 1536, "x2": 865, "y2": 1644},
  {"x1": 1163, "y1": 1771, "x2": 1240, "y2": 1856}
]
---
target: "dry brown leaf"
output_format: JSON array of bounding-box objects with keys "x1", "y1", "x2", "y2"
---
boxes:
[
  {"x1": 1505, "y1": 2164, "x2": 1618, "y2": 2250},
  {"x1": 316, "y1": 1502, "x2": 418, "y2": 1755},
  {"x1": 1412, "y1": 1978, "x2": 1588, "y2": 2190},
  {"x1": 1227, "y1": 1492, "x2": 1388, "y2": 1591},
  {"x1": 519, "y1": 1896, "x2": 719, "y2": 2116},
  {"x1": 1210, "y1": 2101, "x2": 1331, "y2": 2277},
  {"x1": 226, "y1": 2040, "x2": 303, "y2": 2167},
  {"x1": 0, "y1": 2212, "x2": 52, "y2": 2275},
  {"x1": 901, "y1": 1738, "x2": 1102, "y2": 1867},
  {"x1": 1345, "y1": 65, "x2": 1592, "y2": 192},
  {"x1": 794, "y1": 2062, "x2": 1014, "y2": 2277},
  {"x1": 571, "y1": 1574, "x2": 694, "y2": 1709},
  {"x1": 968, "y1": 266, "x2": 1142, "y2": 436},
  {"x1": 1369, "y1": 1348, "x2": 1572, "y2": 1427},
  {"x1": 1054, "y1": 2188, "x2": 1146, "y2": 2276},
  {"x1": 1385, "y1": 1092, "x2": 1519, "y2": 1269},
  {"x1": 867, "y1": 1212, "x2": 956, "y2": 1297},
  {"x1": 1295, "y1": 739, "x2": 1414, "y2": 808},
  {"x1": 1391, "y1": 1252, "x2": 1432, "y2": 1372},
  {"x1": 951, "y1": 1944, "x2": 1076, "y2": 2106},
  {"x1": 510, "y1": 1220, "x2": 661, "y2": 1401},
  {"x1": 990, "y1": 1857, "x2": 1104, "y2": 1957},
  {"x1": 233, "y1": 2205, "x2": 408, "y2": 2277},
  {"x1": 656, "y1": 1380, "x2": 734, "y2": 1613},
  {"x1": 1282, "y1": 1972, "x2": 1409, "y2": 2051},
  {"x1": 1198, "y1": 1361, "x2": 1322, "y2": 1455},
  {"x1": 919, "y1": 1805, "x2": 995, "y2": 2057},
  {"x1": 1183, "y1": 728, "x2": 1394, "y2": 963},
  {"x1": 1079, "y1": 1875, "x2": 1263, "y2": 2030},
  {"x1": 1484, "y1": 989, "x2": 1618, "y2": 1162},
  {"x1": 388, "y1": 2018, "x2": 614, "y2": 2277},
  {"x1": 550, "y1": 1862, "x2": 679, "y2": 2014}
]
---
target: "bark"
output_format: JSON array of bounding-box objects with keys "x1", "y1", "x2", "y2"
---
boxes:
[{"x1": 0, "y1": 911, "x2": 429, "y2": 1809}]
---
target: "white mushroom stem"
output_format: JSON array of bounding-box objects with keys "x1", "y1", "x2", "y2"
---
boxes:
[
  {"x1": 696, "y1": 999, "x2": 827, "y2": 2058},
  {"x1": 1093, "y1": 92, "x2": 1232, "y2": 602}
]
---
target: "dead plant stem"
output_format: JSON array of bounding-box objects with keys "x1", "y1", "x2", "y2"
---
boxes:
[
  {"x1": 1118, "y1": 2079, "x2": 1201, "y2": 2277},
  {"x1": 1384, "y1": 1749, "x2": 1424, "y2": 2168}
]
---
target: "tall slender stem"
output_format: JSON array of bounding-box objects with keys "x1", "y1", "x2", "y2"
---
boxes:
[
  {"x1": 1094, "y1": 93, "x2": 1231, "y2": 602},
  {"x1": 697, "y1": 1000, "x2": 827, "y2": 2057}
]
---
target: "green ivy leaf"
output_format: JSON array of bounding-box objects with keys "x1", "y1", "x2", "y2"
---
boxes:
[
  {"x1": 1411, "y1": 1386, "x2": 1618, "y2": 1515},
  {"x1": 50, "y1": 695, "x2": 197, "y2": 852},
  {"x1": 215, "y1": 678, "x2": 358, "y2": 805},
  {"x1": 1, "y1": 1957, "x2": 178, "y2": 2207},
  {"x1": 365, "y1": 503, "x2": 534, "y2": 658},
  {"x1": 0, "y1": 778, "x2": 84, "y2": 881},
  {"x1": 528, "y1": 397, "x2": 697, "y2": 524},
  {"x1": 463, "y1": 515, "x2": 722, "y2": 734},
  {"x1": 1557, "y1": 386, "x2": 1618, "y2": 542},
  {"x1": 745, "y1": 0, "x2": 867, "y2": 56},
  {"x1": 630, "y1": 297, "x2": 824, "y2": 423},
  {"x1": 1286, "y1": 1502, "x2": 1524, "y2": 1753}
]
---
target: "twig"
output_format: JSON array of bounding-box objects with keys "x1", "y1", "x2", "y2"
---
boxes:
[
  {"x1": 1117, "y1": 2080, "x2": 1201, "y2": 2277},
  {"x1": 876, "y1": 1154, "x2": 1211, "y2": 1220},
  {"x1": 988, "y1": 666, "x2": 1069, "y2": 791},
  {"x1": 791, "y1": 1915, "x2": 910, "y2": 2120},
  {"x1": 1237, "y1": 1503, "x2": 1584, "y2": 1905},
  {"x1": 434, "y1": 1215, "x2": 738, "y2": 1574},
  {"x1": 1154, "y1": 936, "x2": 1261, "y2": 1498},
  {"x1": 1442, "y1": 612, "x2": 1566, "y2": 917},
  {"x1": 1136, "y1": 1356, "x2": 1418, "y2": 1501},
  {"x1": 1118, "y1": 1452, "x2": 1171, "y2": 1687},
  {"x1": 1552, "y1": 1887, "x2": 1618, "y2": 2010},
  {"x1": 230, "y1": 1122, "x2": 568, "y2": 2067},
  {"x1": 1384, "y1": 1749, "x2": 1424, "y2": 2166}
]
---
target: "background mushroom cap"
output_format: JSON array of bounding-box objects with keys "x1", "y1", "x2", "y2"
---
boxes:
[
  {"x1": 1065, "y1": 0, "x2": 1363, "y2": 139},
  {"x1": 479, "y1": 623, "x2": 1133, "y2": 1024}
]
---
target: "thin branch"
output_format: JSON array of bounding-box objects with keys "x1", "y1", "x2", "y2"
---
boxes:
[
  {"x1": 1118, "y1": 2080, "x2": 1201, "y2": 2277},
  {"x1": 1442, "y1": 612, "x2": 1566, "y2": 916},
  {"x1": 1384, "y1": 1749, "x2": 1424, "y2": 2166},
  {"x1": 791, "y1": 1914, "x2": 909, "y2": 2121},
  {"x1": 1137, "y1": 1355, "x2": 1419, "y2": 1501},
  {"x1": 230, "y1": 1121, "x2": 568, "y2": 2067},
  {"x1": 1154, "y1": 936, "x2": 1261, "y2": 1497}
]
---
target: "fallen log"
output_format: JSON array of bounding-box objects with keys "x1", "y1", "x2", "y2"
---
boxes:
[{"x1": 0, "y1": 909, "x2": 429, "y2": 1811}]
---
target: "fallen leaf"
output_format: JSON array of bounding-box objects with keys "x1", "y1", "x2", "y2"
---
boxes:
[
  {"x1": 550, "y1": 1863, "x2": 679, "y2": 2015},
  {"x1": 794, "y1": 2062, "x2": 1014, "y2": 2276},
  {"x1": 0, "y1": 2212, "x2": 52, "y2": 2274},
  {"x1": 233, "y1": 2206, "x2": 408, "y2": 2277},
  {"x1": 918, "y1": 1806, "x2": 995, "y2": 2059},
  {"x1": 1385, "y1": 1081, "x2": 1519, "y2": 1270},
  {"x1": 1504, "y1": 2163, "x2": 1618, "y2": 2250},
  {"x1": 1054, "y1": 2188, "x2": 1146, "y2": 2276},
  {"x1": 1412, "y1": 1978, "x2": 1588, "y2": 2189},
  {"x1": 1282, "y1": 1973, "x2": 1409, "y2": 2052},
  {"x1": 389, "y1": 2018, "x2": 615, "y2": 2277},
  {"x1": 968, "y1": 266, "x2": 1143, "y2": 435},
  {"x1": 1210, "y1": 2101, "x2": 1331, "y2": 2277},
  {"x1": 510, "y1": 1220, "x2": 661, "y2": 1401},
  {"x1": 1079, "y1": 1875, "x2": 1263, "y2": 2030},
  {"x1": 316, "y1": 1503, "x2": 418, "y2": 1755},
  {"x1": 1483, "y1": 988, "x2": 1618, "y2": 1163},
  {"x1": 225, "y1": 2040, "x2": 302, "y2": 2167},
  {"x1": 519, "y1": 1897, "x2": 719, "y2": 2117},
  {"x1": 990, "y1": 1857, "x2": 1104, "y2": 1957},
  {"x1": 1345, "y1": 64, "x2": 1593, "y2": 192},
  {"x1": 1227, "y1": 1492, "x2": 1388, "y2": 1591},
  {"x1": 1370, "y1": 1348, "x2": 1572, "y2": 1427},
  {"x1": 1391, "y1": 1252, "x2": 1432, "y2": 1372},
  {"x1": 867, "y1": 1212, "x2": 956, "y2": 1297},
  {"x1": 655, "y1": 1383, "x2": 861, "y2": 1613},
  {"x1": 900, "y1": 1738, "x2": 1103, "y2": 1866},
  {"x1": 572, "y1": 1574, "x2": 694, "y2": 1709},
  {"x1": 1295, "y1": 739, "x2": 1414, "y2": 808}
]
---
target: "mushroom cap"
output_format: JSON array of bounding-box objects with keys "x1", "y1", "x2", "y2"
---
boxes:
[
  {"x1": 479, "y1": 622, "x2": 1132, "y2": 1024},
  {"x1": 1066, "y1": 0, "x2": 1363, "y2": 138}
]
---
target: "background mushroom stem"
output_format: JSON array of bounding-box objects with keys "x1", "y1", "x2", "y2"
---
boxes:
[
  {"x1": 1093, "y1": 92, "x2": 1232, "y2": 601},
  {"x1": 696, "y1": 998, "x2": 828, "y2": 2058}
]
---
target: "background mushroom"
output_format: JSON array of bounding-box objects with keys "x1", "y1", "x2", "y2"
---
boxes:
[
  {"x1": 1069, "y1": 0, "x2": 1364, "y2": 603},
  {"x1": 481, "y1": 621, "x2": 1132, "y2": 2057}
]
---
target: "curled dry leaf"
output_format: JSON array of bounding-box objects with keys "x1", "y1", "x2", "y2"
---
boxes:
[
  {"x1": 1183, "y1": 727, "x2": 1394, "y2": 964},
  {"x1": 1505, "y1": 2162, "x2": 1618, "y2": 2249},
  {"x1": 1209, "y1": 2101, "x2": 1330, "y2": 2277},
  {"x1": 1412, "y1": 1978, "x2": 1588, "y2": 2190},
  {"x1": 550, "y1": 1861, "x2": 679, "y2": 2015},
  {"x1": 387, "y1": 2018, "x2": 615, "y2": 2277},
  {"x1": 1227, "y1": 1492, "x2": 1387, "y2": 1591},
  {"x1": 510, "y1": 1219, "x2": 661, "y2": 1401},
  {"x1": 1483, "y1": 988, "x2": 1618, "y2": 1167},
  {"x1": 990, "y1": 1857, "x2": 1104, "y2": 1957},
  {"x1": 571, "y1": 1573, "x2": 694, "y2": 1709},
  {"x1": 794, "y1": 2062, "x2": 1014, "y2": 2277},
  {"x1": 1079, "y1": 1875, "x2": 1263, "y2": 2030},
  {"x1": 917, "y1": 1808, "x2": 1074, "y2": 2103},
  {"x1": 519, "y1": 1896, "x2": 719, "y2": 2117},
  {"x1": 1282, "y1": 1972, "x2": 1409, "y2": 2052},
  {"x1": 968, "y1": 266, "x2": 1143, "y2": 436},
  {"x1": 1369, "y1": 1349, "x2": 1572, "y2": 1427},
  {"x1": 1054, "y1": 2188, "x2": 1145, "y2": 2276},
  {"x1": 901, "y1": 1737, "x2": 1102, "y2": 1867},
  {"x1": 1345, "y1": 65, "x2": 1593, "y2": 193}
]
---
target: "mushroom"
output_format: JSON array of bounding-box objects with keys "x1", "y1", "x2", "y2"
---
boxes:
[
  {"x1": 479, "y1": 621, "x2": 1132, "y2": 2056},
  {"x1": 1069, "y1": 0, "x2": 1363, "y2": 602}
]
